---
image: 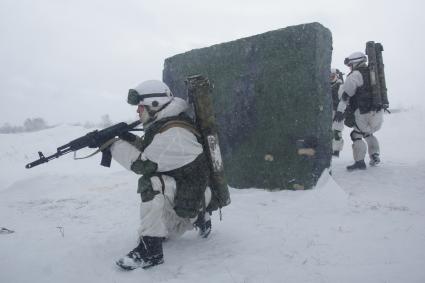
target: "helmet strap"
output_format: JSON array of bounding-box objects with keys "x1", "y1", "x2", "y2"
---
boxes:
[{"x1": 146, "y1": 99, "x2": 173, "y2": 118}]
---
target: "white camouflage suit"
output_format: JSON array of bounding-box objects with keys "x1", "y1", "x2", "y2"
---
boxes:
[
  {"x1": 334, "y1": 63, "x2": 384, "y2": 162},
  {"x1": 331, "y1": 78, "x2": 344, "y2": 153},
  {"x1": 110, "y1": 97, "x2": 211, "y2": 239}
]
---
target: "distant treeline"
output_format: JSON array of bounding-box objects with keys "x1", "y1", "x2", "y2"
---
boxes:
[
  {"x1": 0, "y1": 118, "x2": 50, "y2": 133},
  {"x1": 0, "y1": 114, "x2": 113, "y2": 134}
]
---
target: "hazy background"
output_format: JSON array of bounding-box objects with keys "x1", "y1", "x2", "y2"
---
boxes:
[{"x1": 1, "y1": 0, "x2": 424, "y2": 125}]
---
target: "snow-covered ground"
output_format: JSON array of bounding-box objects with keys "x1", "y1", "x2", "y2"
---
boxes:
[{"x1": 1, "y1": 108, "x2": 425, "y2": 283}]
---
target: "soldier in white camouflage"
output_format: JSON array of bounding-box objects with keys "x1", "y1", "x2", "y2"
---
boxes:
[
  {"x1": 333, "y1": 52, "x2": 384, "y2": 171},
  {"x1": 330, "y1": 68, "x2": 344, "y2": 157},
  {"x1": 110, "y1": 80, "x2": 212, "y2": 270}
]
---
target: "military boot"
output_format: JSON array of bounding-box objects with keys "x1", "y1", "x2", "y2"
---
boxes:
[
  {"x1": 194, "y1": 211, "x2": 212, "y2": 238},
  {"x1": 116, "y1": 236, "x2": 164, "y2": 270},
  {"x1": 369, "y1": 153, "x2": 381, "y2": 166},
  {"x1": 116, "y1": 239, "x2": 148, "y2": 270},
  {"x1": 140, "y1": 236, "x2": 164, "y2": 269},
  {"x1": 346, "y1": 160, "x2": 367, "y2": 171}
]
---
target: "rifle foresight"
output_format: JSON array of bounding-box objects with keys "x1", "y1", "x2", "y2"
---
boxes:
[{"x1": 25, "y1": 151, "x2": 48, "y2": 169}]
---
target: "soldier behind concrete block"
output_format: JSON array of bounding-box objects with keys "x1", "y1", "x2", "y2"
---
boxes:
[
  {"x1": 330, "y1": 68, "x2": 345, "y2": 157},
  {"x1": 333, "y1": 52, "x2": 384, "y2": 171},
  {"x1": 108, "y1": 80, "x2": 212, "y2": 270}
]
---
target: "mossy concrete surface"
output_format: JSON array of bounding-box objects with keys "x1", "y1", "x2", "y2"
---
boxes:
[{"x1": 163, "y1": 22, "x2": 332, "y2": 190}]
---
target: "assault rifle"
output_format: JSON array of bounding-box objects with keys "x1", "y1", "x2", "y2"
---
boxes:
[{"x1": 25, "y1": 120, "x2": 142, "y2": 169}]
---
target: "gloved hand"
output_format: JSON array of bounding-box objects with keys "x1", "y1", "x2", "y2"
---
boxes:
[
  {"x1": 119, "y1": 131, "x2": 137, "y2": 143},
  {"x1": 333, "y1": 111, "x2": 344, "y2": 122},
  {"x1": 333, "y1": 130, "x2": 341, "y2": 141},
  {"x1": 382, "y1": 104, "x2": 391, "y2": 113}
]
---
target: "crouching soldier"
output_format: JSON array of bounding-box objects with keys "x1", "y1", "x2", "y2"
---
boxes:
[{"x1": 110, "y1": 80, "x2": 212, "y2": 269}]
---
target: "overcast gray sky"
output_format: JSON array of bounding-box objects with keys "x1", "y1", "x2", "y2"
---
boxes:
[{"x1": 1, "y1": 0, "x2": 424, "y2": 125}]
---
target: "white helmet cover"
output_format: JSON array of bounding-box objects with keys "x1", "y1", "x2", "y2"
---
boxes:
[
  {"x1": 330, "y1": 68, "x2": 344, "y2": 82},
  {"x1": 344, "y1": 52, "x2": 367, "y2": 66},
  {"x1": 128, "y1": 80, "x2": 174, "y2": 111}
]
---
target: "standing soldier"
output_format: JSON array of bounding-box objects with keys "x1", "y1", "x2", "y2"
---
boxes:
[
  {"x1": 109, "y1": 80, "x2": 213, "y2": 269},
  {"x1": 333, "y1": 52, "x2": 384, "y2": 171},
  {"x1": 330, "y1": 68, "x2": 344, "y2": 157}
]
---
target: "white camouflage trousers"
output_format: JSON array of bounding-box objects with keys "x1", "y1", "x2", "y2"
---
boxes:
[
  {"x1": 110, "y1": 139, "x2": 211, "y2": 239},
  {"x1": 138, "y1": 175, "x2": 211, "y2": 239},
  {"x1": 351, "y1": 109, "x2": 384, "y2": 161},
  {"x1": 332, "y1": 110, "x2": 344, "y2": 153}
]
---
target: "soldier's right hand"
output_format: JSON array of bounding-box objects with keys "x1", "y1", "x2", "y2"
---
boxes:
[{"x1": 333, "y1": 130, "x2": 342, "y2": 141}]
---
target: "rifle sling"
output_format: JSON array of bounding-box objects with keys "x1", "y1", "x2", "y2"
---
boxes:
[{"x1": 73, "y1": 137, "x2": 119, "y2": 160}]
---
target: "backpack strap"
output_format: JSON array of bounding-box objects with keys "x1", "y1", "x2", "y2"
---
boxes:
[{"x1": 159, "y1": 120, "x2": 201, "y2": 138}]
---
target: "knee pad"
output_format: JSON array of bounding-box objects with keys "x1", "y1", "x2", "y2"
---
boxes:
[
  {"x1": 138, "y1": 176, "x2": 160, "y2": 202},
  {"x1": 350, "y1": 130, "x2": 363, "y2": 142}
]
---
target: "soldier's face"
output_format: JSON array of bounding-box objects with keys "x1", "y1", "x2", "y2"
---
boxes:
[
  {"x1": 137, "y1": 104, "x2": 151, "y2": 123},
  {"x1": 137, "y1": 104, "x2": 145, "y2": 115}
]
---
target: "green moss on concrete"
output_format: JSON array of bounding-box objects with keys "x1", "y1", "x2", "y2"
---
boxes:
[{"x1": 163, "y1": 22, "x2": 333, "y2": 189}]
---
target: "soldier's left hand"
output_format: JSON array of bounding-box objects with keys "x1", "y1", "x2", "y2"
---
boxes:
[
  {"x1": 119, "y1": 132, "x2": 137, "y2": 143},
  {"x1": 333, "y1": 111, "x2": 344, "y2": 122}
]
